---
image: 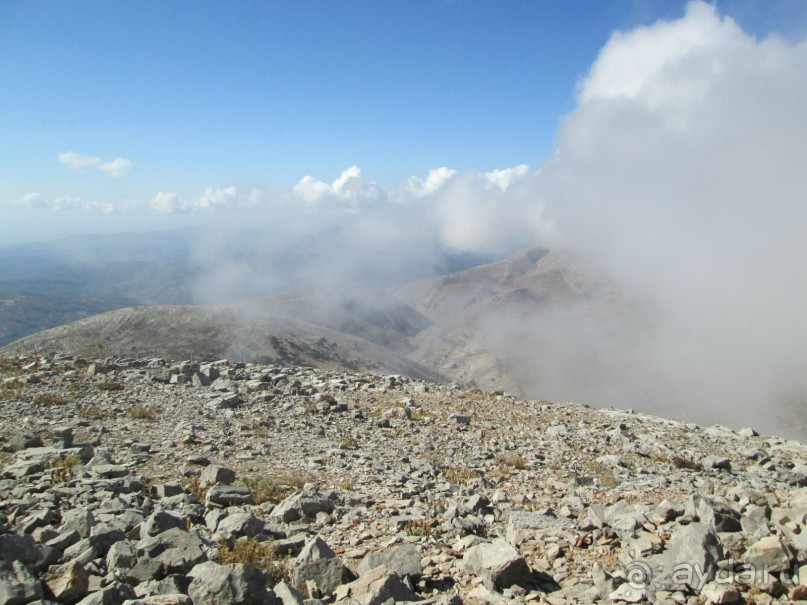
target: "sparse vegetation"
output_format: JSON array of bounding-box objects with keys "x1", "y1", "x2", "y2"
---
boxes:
[
  {"x1": 184, "y1": 476, "x2": 208, "y2": 502},
  {"x1": 670, "y1": 455, "x2": 704, "y2": 471},
  {"x1": 32, "y1": 393, "x2": 69, "y2": 406},
  {"x1": 443, "y1": 466, "x2": 483, "y2": 484},
  {"x1": 0, "y1": 387, "x2": 21, "y2": 401},
  {"x1": 78, "y1": 405, "x2": 110, "y2": 420},
  {"x1": 97, "y1": 381, "x2": 124, "y2": 391},
  {"x1": 49, "y1": 453, "x2": 82, "y2": 483},
  {"x1": 126, "y1": 404, "x2": 156, "y2": 421},
  {"x1": 217, "y1": 537, "x2": 289, "y2": 583},
  {"x1": 496, "y1": 451, "x2": 526, "y2": 469},
  {"x1": 403, "y1": 518, "x2": 442, "y2": 538},
  {"x1": 336, "y1": 474, "x2": 355, "y2": 491},
  {"x1": 240, "y1": 470, "x2": 313, "y2": 505},
  {"x1": 339, "y1": 434, "x2": 358, "y2": 450}
]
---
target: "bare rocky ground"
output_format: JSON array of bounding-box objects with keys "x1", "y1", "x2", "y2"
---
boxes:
[{"x1": 2, "y1": 355, "x2": 807, "y2": 604}]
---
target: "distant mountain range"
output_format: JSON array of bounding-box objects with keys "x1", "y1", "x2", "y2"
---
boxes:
[{"x1": 1, "y1": 234, "x2": 617, "y2": 399}]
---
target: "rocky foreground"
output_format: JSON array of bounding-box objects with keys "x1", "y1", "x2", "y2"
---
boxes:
[{"x1": 2, "y1": 356, "x2": 807, "y2": 604}]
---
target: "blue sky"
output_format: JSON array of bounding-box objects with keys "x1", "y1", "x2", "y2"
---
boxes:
[{"x1": 1, "y1": 0, "x2": 806, "y2": 243}]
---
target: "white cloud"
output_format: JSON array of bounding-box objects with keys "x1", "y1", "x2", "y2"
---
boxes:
[
  {"x1": 533, "y1": 0, "x2": 807, "y2": 431},
  {"x1": 99, "y1": 157, "x2": 136, "y2": 178},
  {"x1": 58, "y1": 151, "x2": 135, "y2": 177},
  {"x1": 484, "y1": 164, "x2": 530, "y2": 191},
  {"x1": 293, "y1": 165, "x2": 385, "y2": 209},
  {"x1": 396, "y1": 167, "x2": 458, "y2": 199},
  {"x1": 58, "y1": 151, "x2": 102, "y2": 170},
  {"x1": 13, "y1": 193, "x2": 46, "y2": 208},
  {"x1": 150, "y1": 192, "x2": 183, "y2": 215},
  {"x1": 578, "y1": 1, "x2": 753, "y2": 113},
  {"x1": 149, "y1": 186, "x2": 262, "y2": 214}
]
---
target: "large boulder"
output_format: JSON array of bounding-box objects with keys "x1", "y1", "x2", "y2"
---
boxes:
[
  {"x1": 43, "y1": 560, "x2": 90, "y2": 604},
  {"x1": 187, "y1": 562, "x2": 277, "y2": 605},
  {"x1": 206, "y1": 485, "x2": 255, "y2": 508},
  {"x1": 0, "y1": 560, "x2": 44, "y2": 605},
  {"x1": 270, "y1": 490, "x2": 334, "y2": 523},
  {"x1": 292, "y1": 557, "x2": 354, "y2": 597},
  {"x1": 340, "y1": 566, "x2": 417, "y2": 605},
  {"x1": 357, "y1": 543, "x2": 423, "y2": 579},
  {"x1": 463, "y1": 539, "x2": 531, "y2": 589}
]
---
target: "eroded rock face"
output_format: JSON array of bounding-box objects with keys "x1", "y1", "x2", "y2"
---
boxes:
[{"x1": 2, "y1": 354, "x2": 807, "y2": 604}]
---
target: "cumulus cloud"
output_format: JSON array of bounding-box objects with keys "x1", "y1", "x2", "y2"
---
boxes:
[
  {"x1": 149, "y1": 186, "x2": 262, "y2": 214},
  {"x1": 484, "y1": 164, "x2": 530, "y2": 191},
  {"x1": 99, "y1": 157, "x2": 136, "y2": 178},
  {"x1": 522, "y1": 0, "x2": 807, "y2": 432},
  {"x1": 58, "y1": 151, "x2": 135, "y2": 177},
  {"x1": 58, "y1": 152, "x2": 102, "y2": 170},
  {"x1": 396, "y1": 167, "x2": 458, "y2": 199},
  {"x1": 293, "y1": 165, "x2": 385, "y2": 209},
  {"x1": 578, "y1": 1, "x2": 747, "y2": 107}
]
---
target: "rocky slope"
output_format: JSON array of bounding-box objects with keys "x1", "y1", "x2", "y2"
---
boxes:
[
  {"x1": 0, "y1": 306, "x2": 440, "y2": 383},
  {"x1": 2, "y1": 354, "x2": 807, "y2": 604}
]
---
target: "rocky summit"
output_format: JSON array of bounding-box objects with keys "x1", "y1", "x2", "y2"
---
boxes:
[{"x1": 2, "y1": 355, "x2": 807, "y2": 604}]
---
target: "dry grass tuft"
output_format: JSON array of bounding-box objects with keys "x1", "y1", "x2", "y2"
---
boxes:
[
  {"x1": 126, "y1": 405, "x2": 156, "y2": 421},
  {"x1": 338, "y1": 435, "x2": 358, "y2": 450},
  {"x1": 443, "y1": 466, "x2": 483, "y2": 484},
  {"x1": 240, "y1": 469, "x2": 313, "y2": 504},
  {"x1": 97, "y1": 382, "x2": 124, "y2": 391},
  {"x1": 670, "y1": 456, "x2": 704, "y2": 471},
  {"x1": 403, "y1": 518, "x2": 442, "y2": 538},
  {"x1": 217, "y1": 537, "x2": 289, "y2": 583},
  {"x1": 184, "y1": 476, "x2": 208, "y2": 502},
  {"x1": 33, "y1": 393, "x2": 70, "y2": 406},
  {"x1": 49, "y1": 453, "x2": 82, "y2": 483},
  {"x1": 496, "y1": 452, "x2": 526, "y2": 469},
  {"x1": 79, "y1": 405, "x2": 110, "y2": 419}
]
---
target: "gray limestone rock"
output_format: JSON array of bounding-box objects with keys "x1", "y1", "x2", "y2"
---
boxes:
[
  {"x1": 75, "y1": 582, "x2": 136, "y2": 605},
  {"x1": 187, "y1": 562, "x2": 277, "y2": 605},
  {"x1": 206, "y1": 485, "x2": 255, "y2": 508},
  {"x1": 270, "y1": 491, "x2": 334, "y2": 523},
  {"x1": 342, "y1": 566, "x2": 417, "y2": 605},
  {"x1": 357, "y1": 543, "x2": 423, "y2": 579},
  {"x1": 462, "y1": 539, "x2": 531, "y2": 590},
  {"x1": 296, "y1": 537, "x2": 336, "y2": 564},
  {"x1": 106, "y1": 540, "x2": 137, "y2": 572},
  {"x1": 133, "y1": 528, "x2": 206, "y2": 580},
  {"x1": 272, "y1": 580, "x2": 305, "y2": 605},
  {"x1": 0, "y1": 533, "x2": 41, "y2": 564},
  {"x1": 200, "y1": 465, "x2": 237, "y2": 487},
  {"x1": 0, "y1": 560, "x2": 44, "y2": 605},
  {"x1": 743, "y1": 535, "x2": 795, "y2": 571},
  {"x1": 43, "y1": 560, "x2": 90, "y2": 604},
  {"x1": 140, "y1": 511, "x2": 187, "y2": 537},
  {"x1": 292, "y1": 557, "x2": 354, "y2": 596},
  {"x1": 216, "y1": 513, "x2": 265, "y2": 541}
]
